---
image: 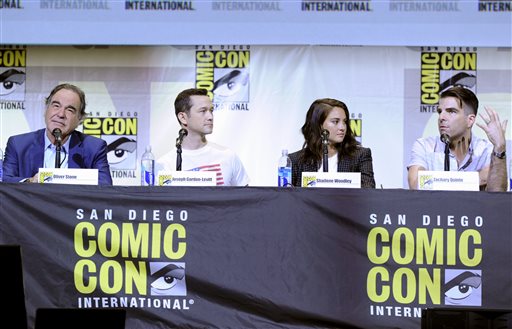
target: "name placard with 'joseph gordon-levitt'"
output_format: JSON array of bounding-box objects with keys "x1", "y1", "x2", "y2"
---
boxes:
[{"x1": 157, "y1": 171, "x2": 216, "y2": 186}]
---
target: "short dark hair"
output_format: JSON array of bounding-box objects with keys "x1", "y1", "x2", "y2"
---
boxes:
[
  {"x1": 174, "y1": 88, "x2": 209, "y2": 120},
  {"x1": 45, "y1": 83, "x2": 87, "y2": 120},
  {"x1": 440, "y1": 86, "x2": 479, "y2": 116}
]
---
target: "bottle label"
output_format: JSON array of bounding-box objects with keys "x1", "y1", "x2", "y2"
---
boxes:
[
  {"x1": 141, "y1": 161, "x2": 155, "y2": 186},
  {"x1": 143, "y1": 170, "x2": 154, "y2": 186},
  {"x1": 278, "y1": 167, "x2": 292, "y2": 187}
]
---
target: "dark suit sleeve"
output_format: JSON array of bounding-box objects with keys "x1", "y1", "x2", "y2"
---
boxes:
[
  {"x1": 358, "y1": 147, "x2": 376, "y2": 188},
  {"x1": 91, "y1": 139, "x2": 113, "y2": 186},
  {"x1": 2, "y1": 137, "x2": 39, "y2": 183},
  {"x1": 3, "y1": 136, "x2": 28, "y2": 183}
]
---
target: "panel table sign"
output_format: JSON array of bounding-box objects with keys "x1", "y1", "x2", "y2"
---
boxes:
[
  {"x1": 37, "y1": 168, "x2": 99, "y2": 185},
  {"x1": 301, "y1": 172, "x2": 361, "y2": 188},
  {"x1": 157, "y1": 170, "x2": 216, "y2": 186},
  {"x1": 418, "y1": 171, "x2": 479, "y2": 191}
]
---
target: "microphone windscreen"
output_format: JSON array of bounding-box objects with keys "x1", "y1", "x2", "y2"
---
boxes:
[
  {"x1": 440, "y1": 134, "x2": 450, "y2": 144},
  {"x1": 52, "y1": 128, "x2": 62, "y2": 136}
]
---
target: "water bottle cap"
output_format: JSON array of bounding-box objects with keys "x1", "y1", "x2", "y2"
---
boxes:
[
  {"x1": 146, "y1": 145, "x2": 152, "y2": 152},
  {"x1": 282, "y1": 149, "x2": 288, "y2": 155}
]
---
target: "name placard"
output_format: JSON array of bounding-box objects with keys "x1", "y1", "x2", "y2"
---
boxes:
[
  {"x1": 418, "y1": 171, "x2": 479, "y2": 191},
  {"x1": 38, "y1": 168, "x2": 99, "y2": 185},
  {"x1": 157, "y1": 171, "x2": 216, "y2": 186},
  {"x1": 301, "y1": 172, "x2": 361, "y2": 188}
]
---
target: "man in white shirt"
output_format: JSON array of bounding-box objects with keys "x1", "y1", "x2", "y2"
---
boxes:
[
  {"x1": 407, "y1": 86, "x2": 507, "y2": 191},
  {"x1": 156, "y1": 88, "x2": 249, "y2": 186}
]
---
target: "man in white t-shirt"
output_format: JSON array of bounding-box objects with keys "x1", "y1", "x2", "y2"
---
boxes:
[{"x1": 156, "y1": 88, "x2": 249, "y2": 186}]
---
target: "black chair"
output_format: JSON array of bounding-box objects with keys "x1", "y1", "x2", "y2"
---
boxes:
[
  {"x1": 0, "y1": 245, "x2": 28, "y2": 329},
  {"x1": 35, "y1": 308, "x2": 126, "y2": 329}
]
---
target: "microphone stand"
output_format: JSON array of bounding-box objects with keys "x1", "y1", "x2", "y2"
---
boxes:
[
  {"x1": 175, "y1": 128, "x2": 187, "y2": 172},
  {"x1": 55, "y1": 141, "x2": 62, "y2": 168},
  {"x1": 322, "y1": 138, "x2": 328, "y2": 172},
  {"x1": 443, "y1": 143, "x2": 450, "y2": 171},
  {"x1": 176, "y1": 145, "x2": 182, "y2": 171}
]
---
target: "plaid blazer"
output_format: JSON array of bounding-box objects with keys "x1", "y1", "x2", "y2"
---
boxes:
[{"x1": 288, "y1": 146, "x2": 376, "y2": 188}]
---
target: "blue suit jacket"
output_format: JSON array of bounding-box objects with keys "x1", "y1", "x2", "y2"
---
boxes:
[{"x1": 3, "y1": 128, "x2": 113, "y2": 185}]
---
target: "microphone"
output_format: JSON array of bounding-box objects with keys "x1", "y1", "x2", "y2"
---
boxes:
[
  {"x1": 440, "y1": 133, "x2": 450, "y2": 145},
  {"x1": 52, "y1": 128, "x2": 63, "y2": 168},
  {"x1": 176, "y1": 128, "x2": 188, "y2": 148},
  {"x1": 321, "y1": 129, "x2": 329, "y2": 144},
  {"x1": 52, "y1": 128, "x2": 62, "y2": 145}
]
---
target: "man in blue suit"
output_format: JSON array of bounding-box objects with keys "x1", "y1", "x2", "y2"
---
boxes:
[{"x1": 3, "y1": 83, "x2": 113, "y2": 185}]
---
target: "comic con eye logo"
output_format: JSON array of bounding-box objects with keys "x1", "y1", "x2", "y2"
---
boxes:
[
  {"x1": 439, "y1": 72, "x2": 476, "y2": 93},
  {"x1": 0, "y1": 69, "x2": 26, "y2": 96},
  {"x1": 106, "y1": 137, "x2": 136, "y2": 164},
  {"x1": 443, "y1": 270, "x2": 481, "y2": 305},
  {"x1": 213, "y1": 69, "x2": 249, "y2": 97},
  {"x1": 150, "y1": 263, "x2": 185, "y2": 296}
]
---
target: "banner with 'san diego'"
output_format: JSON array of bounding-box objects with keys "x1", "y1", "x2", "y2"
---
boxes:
[{"x1": 0, "y1": 184, "x2": 511, "y2": 328}]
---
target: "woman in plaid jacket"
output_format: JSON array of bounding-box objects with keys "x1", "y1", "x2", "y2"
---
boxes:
[{"x1": 288, "y1": 98, "x2": 376, "y2": 188}]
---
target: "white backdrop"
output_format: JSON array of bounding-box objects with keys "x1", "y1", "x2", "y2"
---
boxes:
[{"x1": 0, "y1": 45, "x2": 510, "y2": 188}]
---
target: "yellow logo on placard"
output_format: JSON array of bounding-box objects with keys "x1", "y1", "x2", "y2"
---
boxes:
[
  {"x1": 419, "y1": 174, "x2": 433, "y2": 190},
  {"x1": 302, "y1": 175, "x2": 316, "y2": 187},
  {"x1": 159, "y1": 174, "x2": 173, "y2": 186},
  {"x1": 38, "y1": 171, "x2": 53, "y2": 183}
]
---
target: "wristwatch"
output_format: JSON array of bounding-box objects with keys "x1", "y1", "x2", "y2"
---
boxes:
[{"x1": 493, "y1": 150, "x2": 506, "y2": 159}]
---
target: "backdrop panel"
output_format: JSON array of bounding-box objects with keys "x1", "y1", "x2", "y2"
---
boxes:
[{"x1": 1, "y1": 45, "x2": 510, "y2": 188}]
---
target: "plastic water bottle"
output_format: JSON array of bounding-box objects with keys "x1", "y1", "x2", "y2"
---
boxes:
[
  {"x1": 0, "y1": 148, "x2": 3, "y2": 182},
  {"x1": 141, "y1": 145, "x2": 155, "y2": 186},
  {"x1": 278, "y1": 149, "x2": 292, "y2": 187}
]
